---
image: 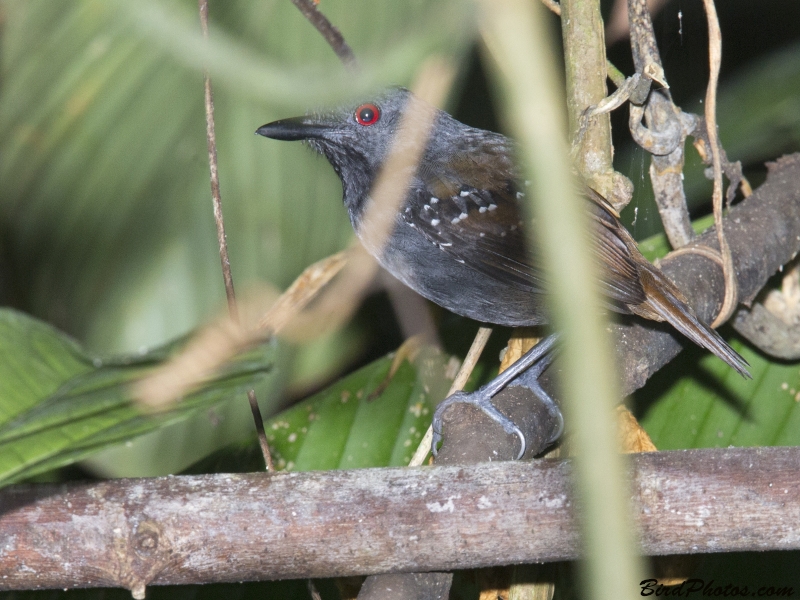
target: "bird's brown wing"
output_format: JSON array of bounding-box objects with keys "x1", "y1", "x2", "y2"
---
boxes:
[
  {"x1": 585, "y1": 193, "x2": 648, "y2": 312},
  {"x1": 586, "y1": 190, "x2": 750, "y2": 377}
]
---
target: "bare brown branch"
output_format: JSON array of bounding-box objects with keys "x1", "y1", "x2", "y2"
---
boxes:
[
  {"x1": 606, "y1": 153, "x2": 800, "y2": 393},
  {"x1": 559, "y1": 0, "x2": 633, "y2": 209},
  {"x1": 2, "y1": 447, "x2": 800, "y2": 594}
]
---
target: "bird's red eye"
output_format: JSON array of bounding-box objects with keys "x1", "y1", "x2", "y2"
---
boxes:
[{"x1": 355, "y1": 103, "x2": 380, "y2": 126}]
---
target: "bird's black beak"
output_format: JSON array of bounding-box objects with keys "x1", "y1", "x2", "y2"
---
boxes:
[{"x1": 255, "y1": 116, "x2": 332, "y2": 141}]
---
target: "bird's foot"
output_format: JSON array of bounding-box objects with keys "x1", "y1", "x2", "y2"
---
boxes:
[
  {"x1": 431, "y1": 389, "x2": 527, "y2": 459},
  {"x1": 431, "y1": 333, "x2": 562, "y2": 460}
]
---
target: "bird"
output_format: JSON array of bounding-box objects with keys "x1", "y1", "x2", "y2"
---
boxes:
[{"x1": 256, "y1": 87, "x2": 749, "y2": 458}]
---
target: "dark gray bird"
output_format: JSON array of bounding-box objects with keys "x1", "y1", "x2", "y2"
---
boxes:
[{"x1": 256, "y1": 88, "x2": 749, "y2": 457}]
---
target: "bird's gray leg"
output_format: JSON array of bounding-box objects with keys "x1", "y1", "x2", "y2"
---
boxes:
[{"x1": 431, "y1": 334, "x2": 561, "y2": 459}]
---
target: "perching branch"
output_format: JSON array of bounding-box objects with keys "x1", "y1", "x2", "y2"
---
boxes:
[
  {"x1": 2, "y1": 447, "x2": 799, "y2": 595},
  {"x1": 431, "y1": 154, "x2": 800, "y2": 458}
]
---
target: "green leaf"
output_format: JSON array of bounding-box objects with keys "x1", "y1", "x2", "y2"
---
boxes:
[
  {"x1": 188, "y1": 347, "x2": 455, "y2": 474},
  {"x1": 0, "y1": 0, "x2": 473, "y2": 350},
  {"x1": 637, "y1": 338, "x2": 800, "y2": 450},
  {"x1": 0, "y1": 308, "x2": 272, "y2": 487}
]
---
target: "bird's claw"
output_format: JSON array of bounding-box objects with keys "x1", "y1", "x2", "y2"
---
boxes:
[{"x1": 431, "y1": 390, "x2": 527, "y2": 459}]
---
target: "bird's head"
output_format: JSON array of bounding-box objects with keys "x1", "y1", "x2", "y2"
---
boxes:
[{"x1": 256, "y1": 88, "x2": 420, "y2": 194}]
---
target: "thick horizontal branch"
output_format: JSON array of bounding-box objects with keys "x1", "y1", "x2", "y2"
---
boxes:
[{"x1": 2, "y1": 446, "x2": 799, "y2": 594}]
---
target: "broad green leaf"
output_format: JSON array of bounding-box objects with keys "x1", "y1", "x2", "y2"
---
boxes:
[
  {"x1": 0, "y1": 0, "x2": 474, "y2": 351},
  {"x1": 0, "y1": 308, "x2": 272, "y2": 487},
  {"x1": 187, "y1": 346, "x2": 459, "y2": 474}
]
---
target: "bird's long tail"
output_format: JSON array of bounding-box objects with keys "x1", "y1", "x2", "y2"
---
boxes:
[{"x1": 637, "y1": 264, "x2": 751, "y2": 378}]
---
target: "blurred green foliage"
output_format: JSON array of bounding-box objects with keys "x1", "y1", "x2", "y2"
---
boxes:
[
  {"x1": 0, "y1": 308, "x2": 273, "y2": 486},
  {"x1": 0, "y1": 0, "x2": 472, "y2": 474}
]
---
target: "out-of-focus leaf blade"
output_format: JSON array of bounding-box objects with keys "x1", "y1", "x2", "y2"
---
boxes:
[
  {"x1": 0, "y1": 309, "x2": 272, "y2": 487},
  {"x1": 117, "y1": 0, "x2": 476, "y2": 108}
]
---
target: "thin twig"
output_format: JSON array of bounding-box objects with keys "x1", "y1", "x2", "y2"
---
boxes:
[
  {"x1": 198, "y1": 0, "x2": 273, "y2": 472},
  {"x1": 701, "y1": 0, "x2": 738, "y2": 327},
  {"x1": 408, "y1": 327, "x2": 492, "y2": 467},
  {"x1": 307, "y1": 579, "x2": 323, "y2": 600},
  {"x1": 626, "y1": 0, "x2": 698, "y2": 250},
  {"x1": 290, "y1": 0, "x2": 358, "y2": 71}
]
